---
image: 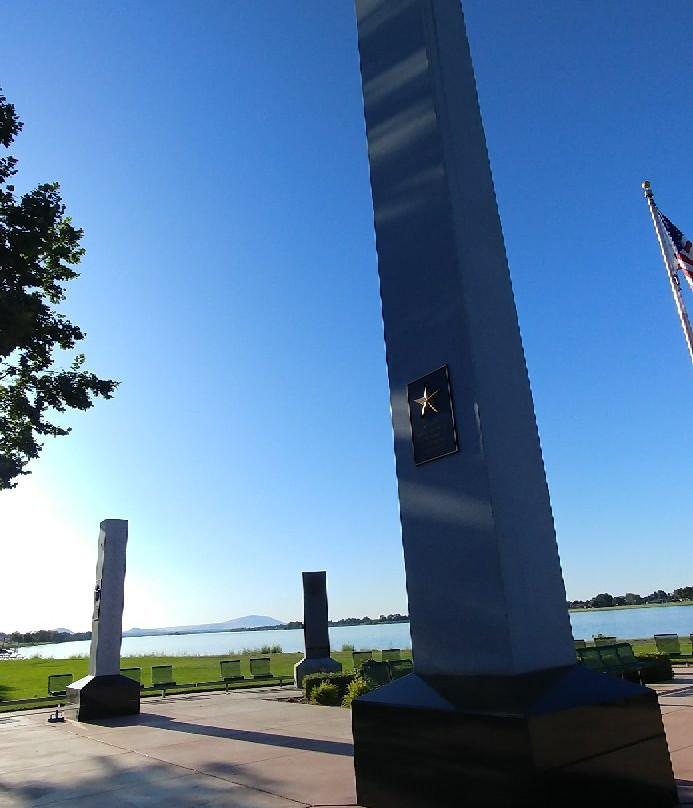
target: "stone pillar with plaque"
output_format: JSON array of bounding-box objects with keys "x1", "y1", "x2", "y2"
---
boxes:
[
  {"x1": 66, "y1": 519, "x2": 140, "y2": 720},
  {"x1": 294, "y1": 571, "x2": 342, "y2": 687},
  {"x1": 351, "y1": 1, "x2": 676, "y2": 806}
]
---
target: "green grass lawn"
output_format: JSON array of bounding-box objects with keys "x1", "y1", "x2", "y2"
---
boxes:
[
  {"x1": 0, "y1": 649, "x2": 403, "y2": 711},
  {"x1": 0, "y1": 641, "x2": 678, "y2": 713}
]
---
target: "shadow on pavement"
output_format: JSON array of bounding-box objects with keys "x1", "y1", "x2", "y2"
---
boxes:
[
  {"x1": 81, "y1": 711, "x2": 353, "y2": 757},
  {"x1": 153, "y1": 717, "x2": 354, "y2": 756},
  {"x1": 0, "y1": 747, "x2": 304, "y2": 807},
  {"x1": 660, "y1": 686, "x2": 693, "y2": 700}
]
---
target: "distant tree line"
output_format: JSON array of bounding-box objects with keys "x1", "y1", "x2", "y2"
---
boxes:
[
  {"x1": 0, "y1": 629, "x2": 91, "y2": 645},
  {"x1": 1, "y1": 614, "x2": 413, "y2": 643},
  {"x1": 568, "y1": 586, "x2": 693, "y2": 610},
  {"x1": 279, "y1": 614, "x2": 409, "y2": 630},
  {"x1": 330, "y1": 613, "x2": 409, "y2": 626}
]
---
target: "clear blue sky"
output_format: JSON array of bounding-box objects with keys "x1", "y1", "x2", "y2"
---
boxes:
[{"x1": 2, "y1": 1, "x2": 691, "y2": 633}]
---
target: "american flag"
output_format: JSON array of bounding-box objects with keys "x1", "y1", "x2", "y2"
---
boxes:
[{"x1": 658, "y1": 210, "x2": 693, "y2": 283}]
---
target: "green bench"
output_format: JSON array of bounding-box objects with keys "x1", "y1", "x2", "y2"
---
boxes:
[
  {"x1": 389, "y1": 658, "x2": 414, "y2": 679},
  {"x1": 48, "y1": 673, "x2": 73, "y2": 696},
  {"x1": 361, "y1": 660, "x2": 392, "y2": 686},
  {"x1": 220, "y1": 659, "x2": 245, "y2": 690},
  {"x1": 249, "y1": 656, "x2": 273, "y2": 680},
  {"x1": 249, "y1": 656, "x2": 290, "y2": 685},
  {"x1": 352, "y1": 650, "x2": 373, "y2": 670},
  {"x1": 151, "y1": 664, "x2": 176, "y2": 695},
  {"x1": 361, "y1": 658, "x2": 414, "y2": 687},
  {"x1": 576, "y1": 642, "x2": 655, "y2": 683},
  {"x1": 249, "y1": 656, "x2": 279, "y2": 683},
  {"x1": 120, "y1": 667, "x2": 142, "y2": 687},
  {"x1": 654, "y1": 634, "x2": 693, "y2": 664}
]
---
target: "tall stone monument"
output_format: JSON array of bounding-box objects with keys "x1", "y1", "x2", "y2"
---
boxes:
[
  {"x1": 66, "y1": 519, "x2": 140, "y2": 721},
  {"x1": 351, "y1": 1, "x2": 676, "y2": 806},
  {"x1": 294, "y1": 571, "x2": 342, "y2": 687}
]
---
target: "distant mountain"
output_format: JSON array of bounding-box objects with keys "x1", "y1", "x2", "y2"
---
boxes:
[
  {"x1": 123, "y1": 615, "x2": 285, "y2": 638},
  {"x1": 54, "y1": 628, "x2": 74, "y2": 634}
]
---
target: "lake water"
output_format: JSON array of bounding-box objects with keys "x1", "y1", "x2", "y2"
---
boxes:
[
  {"x1": 568, "y1": 603, "x2": 693, "y2": 642},
  {"x1": 19, "y1": 604, "x2": 693, "y2": 659},
  {"x1": 20, "y1": 623, "x2": 412, "y2": 659}
]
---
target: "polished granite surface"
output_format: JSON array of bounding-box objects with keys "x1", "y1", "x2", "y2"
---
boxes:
[{"x1": 353, "y1": 666, "x2": 677, "y2": 808}]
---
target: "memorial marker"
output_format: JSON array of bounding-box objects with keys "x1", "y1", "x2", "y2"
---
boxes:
[
  {"x1": 294, "y1": 571, "x2": 342, "y2": 687},
  {"x1": 351, "y1": 1, "x2": 676, "y2": 805},
  {"x1": 66, "y1": 519, "x2": 140, "y2": 720}
]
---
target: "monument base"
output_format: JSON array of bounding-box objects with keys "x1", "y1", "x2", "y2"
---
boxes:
[
  {"x1": 66, "y1": 674, "x2": 140, "y2": 722},
  {"x1": 294, "y1": 657, "x2": 342, "y2": 688},
  {"x1": 352, "y1": 665, "x2": 677, "y2": 808}
]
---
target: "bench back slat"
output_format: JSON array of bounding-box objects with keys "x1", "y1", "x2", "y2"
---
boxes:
[
  {"x1": 593, "y1": 636, "x2": 617, "y2": 646},
  {"x1": 48, "y1": 673, "x2": 73, "y2": 695},
  {"x1": 576, "y1": 647, "x2": 603, "y2": 670},
  {"x1": 361, "y1": 659, "x2": 392, "y2": 686},
  {"x1": 151, "y1": 665, "x2": 175, "y2": 686},
  {"x1": 614, "y1": 643, "x2": 637, "y2": 664},
  {"x1": 249, "y1": 657, "x2": 272, "y2": 679},
  {"x1": 220, "y1": 659, "x2": 243, "y2": 680},
  {"x1": 352, "y1": 650, "x2": 373, "y2": 669},
  {"x1": 597, "y1": 645, "x2": 622, "y2": 667},
  {"x1": 655, "y1": 634, "x2": 682, "y2": 655},
  {"x1": 389, "y1": 659, "x2": 413, "y2": 679}
]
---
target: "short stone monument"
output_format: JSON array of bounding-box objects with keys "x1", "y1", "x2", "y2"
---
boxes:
[
  {"x1": 66, "y1": 519, "x2": 140, "y2": 721},
  {"x1": 351, "y1": 1, "x2": 676, "y2": 806},
  {"x1": 294, "y1": 571, "x2": 342, "y2": 687}
]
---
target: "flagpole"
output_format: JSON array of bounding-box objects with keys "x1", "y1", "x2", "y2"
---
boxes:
[{"x1": 642, "y1": 181, "x2": 693, "y2": 364}]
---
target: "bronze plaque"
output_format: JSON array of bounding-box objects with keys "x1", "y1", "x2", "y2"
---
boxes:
[{"x1": 407, "y1": 365, "x2": 458, "y2": 465}]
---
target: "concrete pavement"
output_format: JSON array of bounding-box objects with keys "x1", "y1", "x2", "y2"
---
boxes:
[{"x1": 0, "y1": 670, "x2": 692, "y2": 806}]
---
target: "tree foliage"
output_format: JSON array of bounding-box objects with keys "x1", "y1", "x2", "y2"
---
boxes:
[
  {"x1": 567, "y1": 586, "x2": 693, "y2": 609},
  {"x1": 0, "y1": 91, "x2": 117, "y2": 489}
]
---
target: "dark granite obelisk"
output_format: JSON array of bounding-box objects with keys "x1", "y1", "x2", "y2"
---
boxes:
[
  {"x1": 66, "y1": 519, "x2": 140, "y2": 721},
  {"x1": 351, "y1": 1, "x2": 676, "y2": 806},
  {"x1": 294, "y1": 571, "x2": 341, "y2": 687}
]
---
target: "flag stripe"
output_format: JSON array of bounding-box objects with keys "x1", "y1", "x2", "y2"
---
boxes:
[{"x1": 658, "y1": 207, "x2": 693, "y2": 280}]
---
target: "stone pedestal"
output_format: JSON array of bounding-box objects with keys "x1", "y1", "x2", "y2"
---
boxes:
[
  {"x1": 66, "y1": 675, "x2": 140, "y2": 722},
  {"x1": 294, "y1": 571, "x2": 342, "y2": 687},
  {"x1": 66, "y1": 519, "x2": 139, "y2": 721},
  {"x1": 294, "y1": 656, "x2": 342, "y2": 687},
  {"x1": 353, "y1": 666, "x2": 676, "y2": 808}
]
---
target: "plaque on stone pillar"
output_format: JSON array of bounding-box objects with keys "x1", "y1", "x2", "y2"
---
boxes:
[{"x1": 407, "y1": 365, "x2": 458, "y2": 465}]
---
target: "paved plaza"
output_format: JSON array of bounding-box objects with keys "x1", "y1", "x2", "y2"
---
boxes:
[{"x1": 1, "y1": 671, "x2": 692, "y2": 807}]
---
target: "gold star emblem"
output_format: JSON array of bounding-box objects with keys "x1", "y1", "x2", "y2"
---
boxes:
[{"x1": 414, "y1": 386, "x2": 439, "y2": 417}]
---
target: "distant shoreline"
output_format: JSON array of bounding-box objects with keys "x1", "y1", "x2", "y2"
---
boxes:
[
  {"x1": 12, "y1": 604, "x2": 693, "y2": 647},
  {"x1": 568, "y1": 600, "x2": 693, "y2": 614},
  {"x1": 122, "y1": 619, "x2": 412, "y2": 640}
]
